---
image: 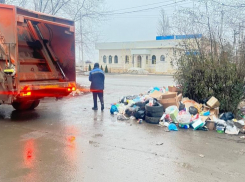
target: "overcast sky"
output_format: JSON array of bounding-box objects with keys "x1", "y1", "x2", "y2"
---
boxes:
[
  {"x1": 98, "y1": 0, "x2": 194, "y2": 42},
  {"x1": 84, "y1": 0, "x2": 194, "y2": 62}
]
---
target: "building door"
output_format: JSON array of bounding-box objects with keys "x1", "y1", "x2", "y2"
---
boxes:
[{"x1": 137, "y1": 55, "x2": 142, "y2": 68}]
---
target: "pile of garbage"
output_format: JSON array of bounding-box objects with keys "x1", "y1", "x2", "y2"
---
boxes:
[{"x1": 110, "y1": 86, "x2": 245, "y2": 135}]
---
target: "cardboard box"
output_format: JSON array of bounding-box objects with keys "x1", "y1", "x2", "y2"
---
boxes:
[
  {"x1": 203, "y1": 105, "x2": 219, "y2": 117},
  {"x1": 158, "y1": 92, "x2": 178, "y2": 108},
  {"x1": 149, "y1": 90, "x2": 164, "y2": 99},
  {"x1": 177, "y1": 94, "x2": 183, "y2": 102},
  {"x1": 200, "y1": 116, "x2": 210, "y2": 122},
  {"x1": 206, "y1": 121, "x2": 216, "y2": 130},
  {"x1": 210, "y1": 107, "x2": 219, "y2": 117},
  {"x1": 207, "y1": 96, "x2": 220, "y2": 108},
  {"x1": 168, "y1": 86, "x2": 181, "y2": 93}
]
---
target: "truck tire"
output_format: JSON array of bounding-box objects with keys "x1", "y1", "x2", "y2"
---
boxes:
[
  {"x1": 145, "y1": 103, "x2": 163, "y2": 113},
  {"x1": 12, "y1": 101, "x2": 33, "y2": 111},
  {"x1": 145, "y1": 116, "x2": 161, "y2": 124},
  {"x1": 145, "y1": 110, "x2": 163, "y2": 117},
  {"x1": 29, "y1": 100, "x2": 40, "y2": 110}
]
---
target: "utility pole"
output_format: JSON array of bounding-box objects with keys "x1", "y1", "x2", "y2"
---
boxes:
[{"x1": 80, "y1": 12, "x2": 84, "y2": 71}]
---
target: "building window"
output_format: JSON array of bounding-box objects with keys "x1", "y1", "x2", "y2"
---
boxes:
[
  {"x1": 114, "y1": 55, "x2": 118, "y2": 64},
  {"x1": 125, "y1": 55, "x2": 129, "y2": 64},
  {"x1": 160, "y1": 55, "x2": 165, "y2": 62},
  {"x1": 103, "y1": 55, "x2": 106, "y2": 63},
  {"x1": 152, "y1": 55, "x2": 156, "y2": 64},
  {"x1": 146, "y1": 56, "x2": 148, "y2": 64},
  {"x1": 109, "y1": 55, "x2": 112, "y2": 64}
]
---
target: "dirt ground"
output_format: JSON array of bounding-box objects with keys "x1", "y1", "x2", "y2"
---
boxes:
[{"x1": 0, "y1": 74, "x2": 244, "y2": 182}]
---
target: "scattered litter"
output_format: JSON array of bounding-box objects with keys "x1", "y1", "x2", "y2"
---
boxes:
[
  {"x1": 137, "y1": 119, "x2": 143, "y2": 124},
  {"x1": 156, "y1": 142, "x2": 164, "y2": 146},
  {"x1": 199, "y1": 154, "x2": 205, "y2": 158},
  {"x1": 117, "y1": 114, "x2": 129, "y2": 121},
  {"x1": 240, "y1": 136, "x2": 245, "y2": 139},
  {"x1": 168, "y1": 123, "x2": 178, "y2": 131}
]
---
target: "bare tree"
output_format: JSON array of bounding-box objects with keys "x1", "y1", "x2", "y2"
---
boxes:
[
  {"x1": 157, "y1": 9, "x2": 171, "y2": 36},
  {"x1": 5, "y1": 0, "x2": 106, "y2": 65}
]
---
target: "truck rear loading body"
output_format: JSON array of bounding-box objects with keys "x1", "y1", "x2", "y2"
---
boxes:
[{"x1": 0, "y1": 4, "x2": 76, "y2": 110}]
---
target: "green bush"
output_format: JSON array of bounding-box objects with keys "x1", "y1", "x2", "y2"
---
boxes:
[
  {"x1": 174, "y1": 50, "x2": 245, "y2": 113},
  {"x1": 100, "y1": 65, "x2": 103, "y2": 71},
  {"x1": 105, "y1": 65, "x2": 108, "y2": 73},
  {"x1": 89, "y1": 64, "x2": 91, "y2": 71}
]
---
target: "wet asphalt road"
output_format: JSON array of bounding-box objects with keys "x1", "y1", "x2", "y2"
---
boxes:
[{"x1": 0, "y1": 74, "x2": 245, "y2": 182}]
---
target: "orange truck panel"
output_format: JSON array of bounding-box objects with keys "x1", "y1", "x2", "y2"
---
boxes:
[{"x1": 0, "y1": 4, "x2": 76, "y2": 105}]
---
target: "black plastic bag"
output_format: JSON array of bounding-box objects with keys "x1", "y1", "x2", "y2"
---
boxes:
[
  {"x1": 219, "y1": 112, "x2": 234, "y2": 121},
  {"x1": 179, "y1": 102, "x2": 185, "y2": 111},
  {"x1": 189, "y1": 106, "x2": 198, "y2": 115},
  {"x1": 134, "y1": 110, "x2": 145, "y2": 119}
]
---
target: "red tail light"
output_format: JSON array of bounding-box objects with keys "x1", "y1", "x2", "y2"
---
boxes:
[
  {"x1": 20, "y1": 91, "x2": 31, "y2": 97},
  {"x1": 72, "y1": 87, "x2": 76, "y2": 91}
]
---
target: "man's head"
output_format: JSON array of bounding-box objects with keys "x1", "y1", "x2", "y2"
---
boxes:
[{"x1": 94, "y1": 63, "x2": 99, "y2": 69}]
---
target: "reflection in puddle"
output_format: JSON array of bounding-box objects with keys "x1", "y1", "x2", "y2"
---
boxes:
[{"x1": 11, "y1": 110, "x2": 40, "y2": 121}]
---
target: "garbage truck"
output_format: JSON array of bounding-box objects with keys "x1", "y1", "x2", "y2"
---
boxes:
[{"x1": 0, "y1": 4, "x2": 76, "y2": 110}]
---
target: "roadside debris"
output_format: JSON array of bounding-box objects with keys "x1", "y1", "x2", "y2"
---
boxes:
[
  {"x1": 199, "y1": 154, "x2": 205, "y2": 158},
  {"x1": 109, "y1": 85, "x2": 245, "y2": 137},
  {"x1": 69, "y1": 84, "x2": 90, "y2": 96}
]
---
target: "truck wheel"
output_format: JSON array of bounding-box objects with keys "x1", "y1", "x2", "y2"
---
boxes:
[
  {"x1": 12, "y1": 101, "x2": 33, "y2": 111},
  {"x1": 145, "y1": 116, "x2": 161, "y2": 124},
  {"x1": 29, "y1": 100, "x2": 40, "y2": 110}
]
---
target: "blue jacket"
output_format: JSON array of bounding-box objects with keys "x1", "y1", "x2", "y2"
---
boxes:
[{"x1": 89, "y1": 68, "x2": 105, "y2": 91}]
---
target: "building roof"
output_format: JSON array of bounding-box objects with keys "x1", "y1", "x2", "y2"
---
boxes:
[{"x1": 95, "y1": 40, "x2": 181, "y2": 50}]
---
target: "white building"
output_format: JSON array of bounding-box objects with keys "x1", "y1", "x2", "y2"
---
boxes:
[{"x1": 95, "y1": 35, "x2": 202, "y2": 74}]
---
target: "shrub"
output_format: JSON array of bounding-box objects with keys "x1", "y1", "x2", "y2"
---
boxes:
[
  {"x1": 100, "y1": 65, "x2": 103, "y2": 71},
  {"x1": 89, "y1": 64, "x2": 91, "y2": 71},
  {"x1": 105, "y1": 65, "x2": 108, "y2": 73},
  {"x1": 174, "y1": 42, "x2": 245, "y2": 113}
]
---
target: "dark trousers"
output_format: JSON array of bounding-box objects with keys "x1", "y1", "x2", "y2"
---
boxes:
[{"x1": 92, "y1": 91, "x2": 104, "y2": 108}]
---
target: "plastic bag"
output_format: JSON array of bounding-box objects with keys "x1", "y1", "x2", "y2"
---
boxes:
[
  {"x1": 134, "y1": 110, "x2": 145, "y2": 119},
  {"x1": 110, "y1": 105, "x2": 119, "y2": 114},
  {"x1": 225, "y1": 125, "x2": 239, "y2": 135},
  {"x1": 178, "y1": 111, "x2": 192, "y2": 124},
  {"x1": 165, "y1": 106, "x2": 179, "y2": 115},
  {"x1": 219, "y1": 112, "x2": 234, "y2": 121},
  {"x1": 168, "y1": 123, "x2": 178, "y2": 131},
  {"x1": 179, "y1": 102, "x2": 185, "y2": 111},
  {"x1": 189, "y1": 106, "x2": 198, "y2": 115}
]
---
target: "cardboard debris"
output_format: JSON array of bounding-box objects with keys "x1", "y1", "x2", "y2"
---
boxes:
[
  {"x1": 149, "y1": 90, "x2": 164, "y2": 99},
  {"x1": 158, "y1": 92, "x2": 178, "y2": 108},
  {"x1": 200, "y1": 116, "x2": 210, "y2": 122},
  {"x1": 206, "y1": 121, "x2": 216, "y2": 130},
  {"x1": 168, "y1": 86, "x2": 181, "y2": 93},
  {"x1": 207, "y1": 96, "x2": 220, "y2": 108},
  {"x1": 182, "y1": 99, "x2": 198, "y2": 111}
]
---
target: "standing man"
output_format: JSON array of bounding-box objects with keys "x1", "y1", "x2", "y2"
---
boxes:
[{"x1": 89, "y1": 63, "x2": 105, "y2": 111}]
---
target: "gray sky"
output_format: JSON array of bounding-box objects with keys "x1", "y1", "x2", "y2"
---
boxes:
[
  {"x1": 99, "y1": 0, "x2": 194, "y2": 42},
  {"x1": 87, "y1": 0, "x2": 194, "y2": 62}
]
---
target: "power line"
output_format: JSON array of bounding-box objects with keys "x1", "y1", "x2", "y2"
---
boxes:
[
  {"x1": 107, "y1": 0, "x2": 175, "y2": 13},
  {"x1": 102, "y1": 0, "x2": 187, "y2": 15}
]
